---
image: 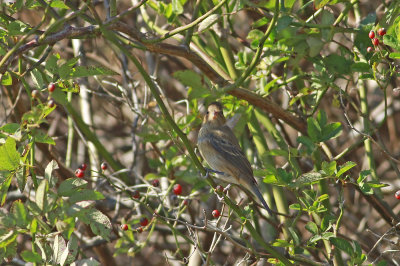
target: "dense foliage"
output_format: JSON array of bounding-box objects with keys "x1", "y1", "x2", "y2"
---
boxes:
[{"x1": 1, "y1": 0, "x2": 400, "y2": 265}]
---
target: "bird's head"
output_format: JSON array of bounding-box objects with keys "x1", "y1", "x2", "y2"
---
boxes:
[{"x1": 203, "y1": 102, "x2": 226, "y2": 125}]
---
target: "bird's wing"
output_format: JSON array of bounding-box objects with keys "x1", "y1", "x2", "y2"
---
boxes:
[{"x1": 208, "y1": 131, "x2": 255, "y2": 182}]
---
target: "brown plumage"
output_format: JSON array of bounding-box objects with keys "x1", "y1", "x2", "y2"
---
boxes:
[{"x1": 197, "y1": 102, "x2": 273, "y2": 215}]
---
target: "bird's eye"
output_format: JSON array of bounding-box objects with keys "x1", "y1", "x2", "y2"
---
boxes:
[{"x1": 206, "y1": 111, "x2": 209, "y2": 114}]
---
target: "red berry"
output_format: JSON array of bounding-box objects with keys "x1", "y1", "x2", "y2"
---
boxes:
[
  {"x1": 395, "y1": 190, "x2": 400, "y2": 199},
  {"x1": 173, "y1": 184, "x2": 182, "y2": 195},
  {"x1": 31, "y1": 90, "x2": 39, "y2": 99},
  {"x1": 372, "y1": 38, "x2": 379, "y2": 46},
  {"x1": 132, "y1": 190, "x2": 140, "y2": 199},
  {"x1": 47, "y1": 99, "x2": 55, "y2": 108},
  {"x1": 121, "y1": 224, "x2": 128, "y2": 231},
  {"x1": 183, "y1": 199, "x2": 190, "y2": 206},
  {"x1": 368, "y1": 30, "x2": 375, "y2": 39},
  {"x1": 367, "y1": 46, "x2": 373, "y2": 53},
  {"x1": 48, "y1": 83, "x2": 55, "y2": 92},
  {"x1": 75, "y1": 169, "x2": 84, "y2": 178},
  {"x1": 215, "y1": 185, "x2": 224, "y2": 193},
  {"x1": 137, "y1": 227, "x2": 143, "y2": 233},
  {"x1": 377, "y1": 28, "x2": 386, "y2": 36},
  {"x1": 152, "y1": 179, "x2": 160, "y2": 187},
  {"x1": 101, "y1": 162, "x2": 108, "y2": 171},
  {"x1": 140, "y1": 217, "x2": 148, "y2": 227},
  {"x1": 79, "y1": 163, "x2": 87, "y2": 171},
  {"x1": 212, "y1": 209, "x2": 220, "y2": 218}
]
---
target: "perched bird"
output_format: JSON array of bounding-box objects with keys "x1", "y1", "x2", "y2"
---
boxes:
[{"x1": 197, "y1": 102, "x2": 273, "y2": 215}]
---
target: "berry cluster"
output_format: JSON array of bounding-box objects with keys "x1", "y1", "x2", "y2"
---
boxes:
[
  {"x1": 74, "y1": 162, "x2": 107, "y2": 178},
  {"x1": 120, "y1": 217, "x2": 149, "y2": 233},
  {"x1": 30, "y1": 83, "x2": 57, "y2": 108},
  {"x1": 75, "y1": 163, "x2": 87, "y2": 178},
  {"x1": 367, "y1": 28, "x2": 386, "y2": 53}
]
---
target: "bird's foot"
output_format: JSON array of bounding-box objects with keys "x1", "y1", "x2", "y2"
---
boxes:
[
  {"x1": 205, "y1": 168, "x2": 226, "y2": 175},
  {"x1": 217, "y1": 194, "x2": 224, "y2": 202},
  {"x1": 223, "y1": 184, "x2": 232, "y2": 193}
]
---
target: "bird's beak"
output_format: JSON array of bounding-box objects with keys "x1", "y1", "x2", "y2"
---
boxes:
[{"x1": 212, "y1": 111, "x2": 218, "y2": 120}]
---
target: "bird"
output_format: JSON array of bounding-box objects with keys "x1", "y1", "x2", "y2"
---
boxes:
[{"x1": 197, "y1": 102, "x2": 273, "y2": 215}]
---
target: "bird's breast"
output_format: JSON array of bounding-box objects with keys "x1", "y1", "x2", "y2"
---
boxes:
[{"x1": 197, "y1": 134, "x2": 226, "y2": 172}]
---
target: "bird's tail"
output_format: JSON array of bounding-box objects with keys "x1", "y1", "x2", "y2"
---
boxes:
[{"x1": 250, "y1": 184, "x2": 273, "y2": 216}]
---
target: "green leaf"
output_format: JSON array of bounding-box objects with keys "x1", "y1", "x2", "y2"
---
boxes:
[
  {"x1": 16, "y1": 166, "x2": 26, "y2": 192},
  {"x1": 307, "y1": 117, "x2": 321, "y2": 142},
  {"x1": 389, "y1": 52, "x2": 400, "y2": 59},
  {"x1": 336, "y1": 161, "x2": 356, "y2": 178},
  {"x1": 53, "y1": 235, "x2": 66, "y2": 265},
  {"x1": 0, "y1": 137, "x2": 20, "y2": 171},
  {"x1": 71, "y1": 66, "x2": 118, "y2": 78},
  {"x1": 321, "y1": 232, "x2": 334, "y2": 240},
  {"x1": 1, "y1": 71, "x2": 12, "y2": 85},
  {"x1": 31, "y1": 68, "x2": 45, "y2": 89},
  {"x1": 289, "y1": 172, "x2": 327, "y2": 188},
  {"x1": 45, "y1": 54, "x2": 59, "y2": 74},
  {"x1": 321, "y1": 10, "x2": 334, "y2": 40},
  {"x1": 58, "y1": 57, "x2": 80, "y2": 79},
  {"x1": 31, "y1": 129, "x2": 56, "y2": 145},
  {"x1": 305, "y1": 221, "x2": 318, "y2": 234},
  {"x1": 317, "y1": 110, "x2": 327, "y2": 127},
  {"x1": 36, "y1": 179, "x2": 48, "y2": 211},
  {"x1": 306, "y1": 37, "x2": 324, "y2": 57},
  {"x1": 0, "y1": 230, "x2": 17, "y2": 248},
  {"x1": 272, "y1": 239, "x2": 293, "y2": 247},
  {"x1": 69, "y1": 189, "x2": 105, "y2": 204},
  {"x1": 253, "y1": 17, "x2": 269, "y2": 28},
  {"x1": 7, "y1": 20, "x2": 29, "y2": 35},
  {"x1": 321, "y1": 161, "x2": 336, "y2": 176},
  {"x1": 87, "y1": 209, "x2": 112, "y2": 240},
  {"x1": 323, "y1": 54, "x2": 351, "y2": 75},
  {"x1": 172, "y1": 0, "x2": 183, "y2": 14},
  {"x1": 61, "y1": 234, "x2": 78, "y2": 265},
  {"x1": 174, "y1": 70, "x2": 208, "y2": 99},
  {"x1": 247, "y1": 29, "x2": 264, "y2": 49},
  {"x1": 321, "y1": 214, "x2": 335, "y2": 231},
  {"x1": 297, "y1": 136, "x2": 316, "y2": 154},
  {"x1": 383, "y1": 34, "x2": 400, "y2": 50},
  {"x1": 321, "y1": 122, "x2": 342, "y2": 141},
  {"x1": 58, "y1": 178, "x2": 88, "y2": 197},
  {"x1": 0, "y1": 174, "x2": 12, "y2": 205},
  {"x1": 21, "y1": 250, "x2": 42, "y2": 263},
  {"x1": 276, "y1": 15, "x2": 293, "y2": 31},
  {"x1": 30, "y1": 218, "x2": 37, "y2": 234},
  {"x1": 0, "y1": 123, "x2": 20, "y2": 134},
  {"x1": 45, "y1": 160, "x2": 58, "y2": 188},
  {"x1": 330, "y1": 237, "x2": 354, "y2": 256},
  {"x1": 288, "y1": 227, "x2": 300, "y2": 245},
  {"x1": 289, "y1": 172, "x2": 328, "y2": 188},
  {"x1": 366, "y1": 181, "x2": 388, "y2": 188},
  {"x1": 351, "y1": 62, "x2": 371, "y2": 72},
  {"x1": 50, "y1": 0, "x2": 69, "y2": 9},
  {"x1": 357, "y1": 170, "x2": 371, "y2": 183},
  {"x1": 11, "y1": 200, "x2": 29, "y2": 228},
  {"x1": 314, "y1": 0, "x2": 331, "y2": 9},
  {"x1": 309, "y1": 234, "x2": 322, "y2": 243}
]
